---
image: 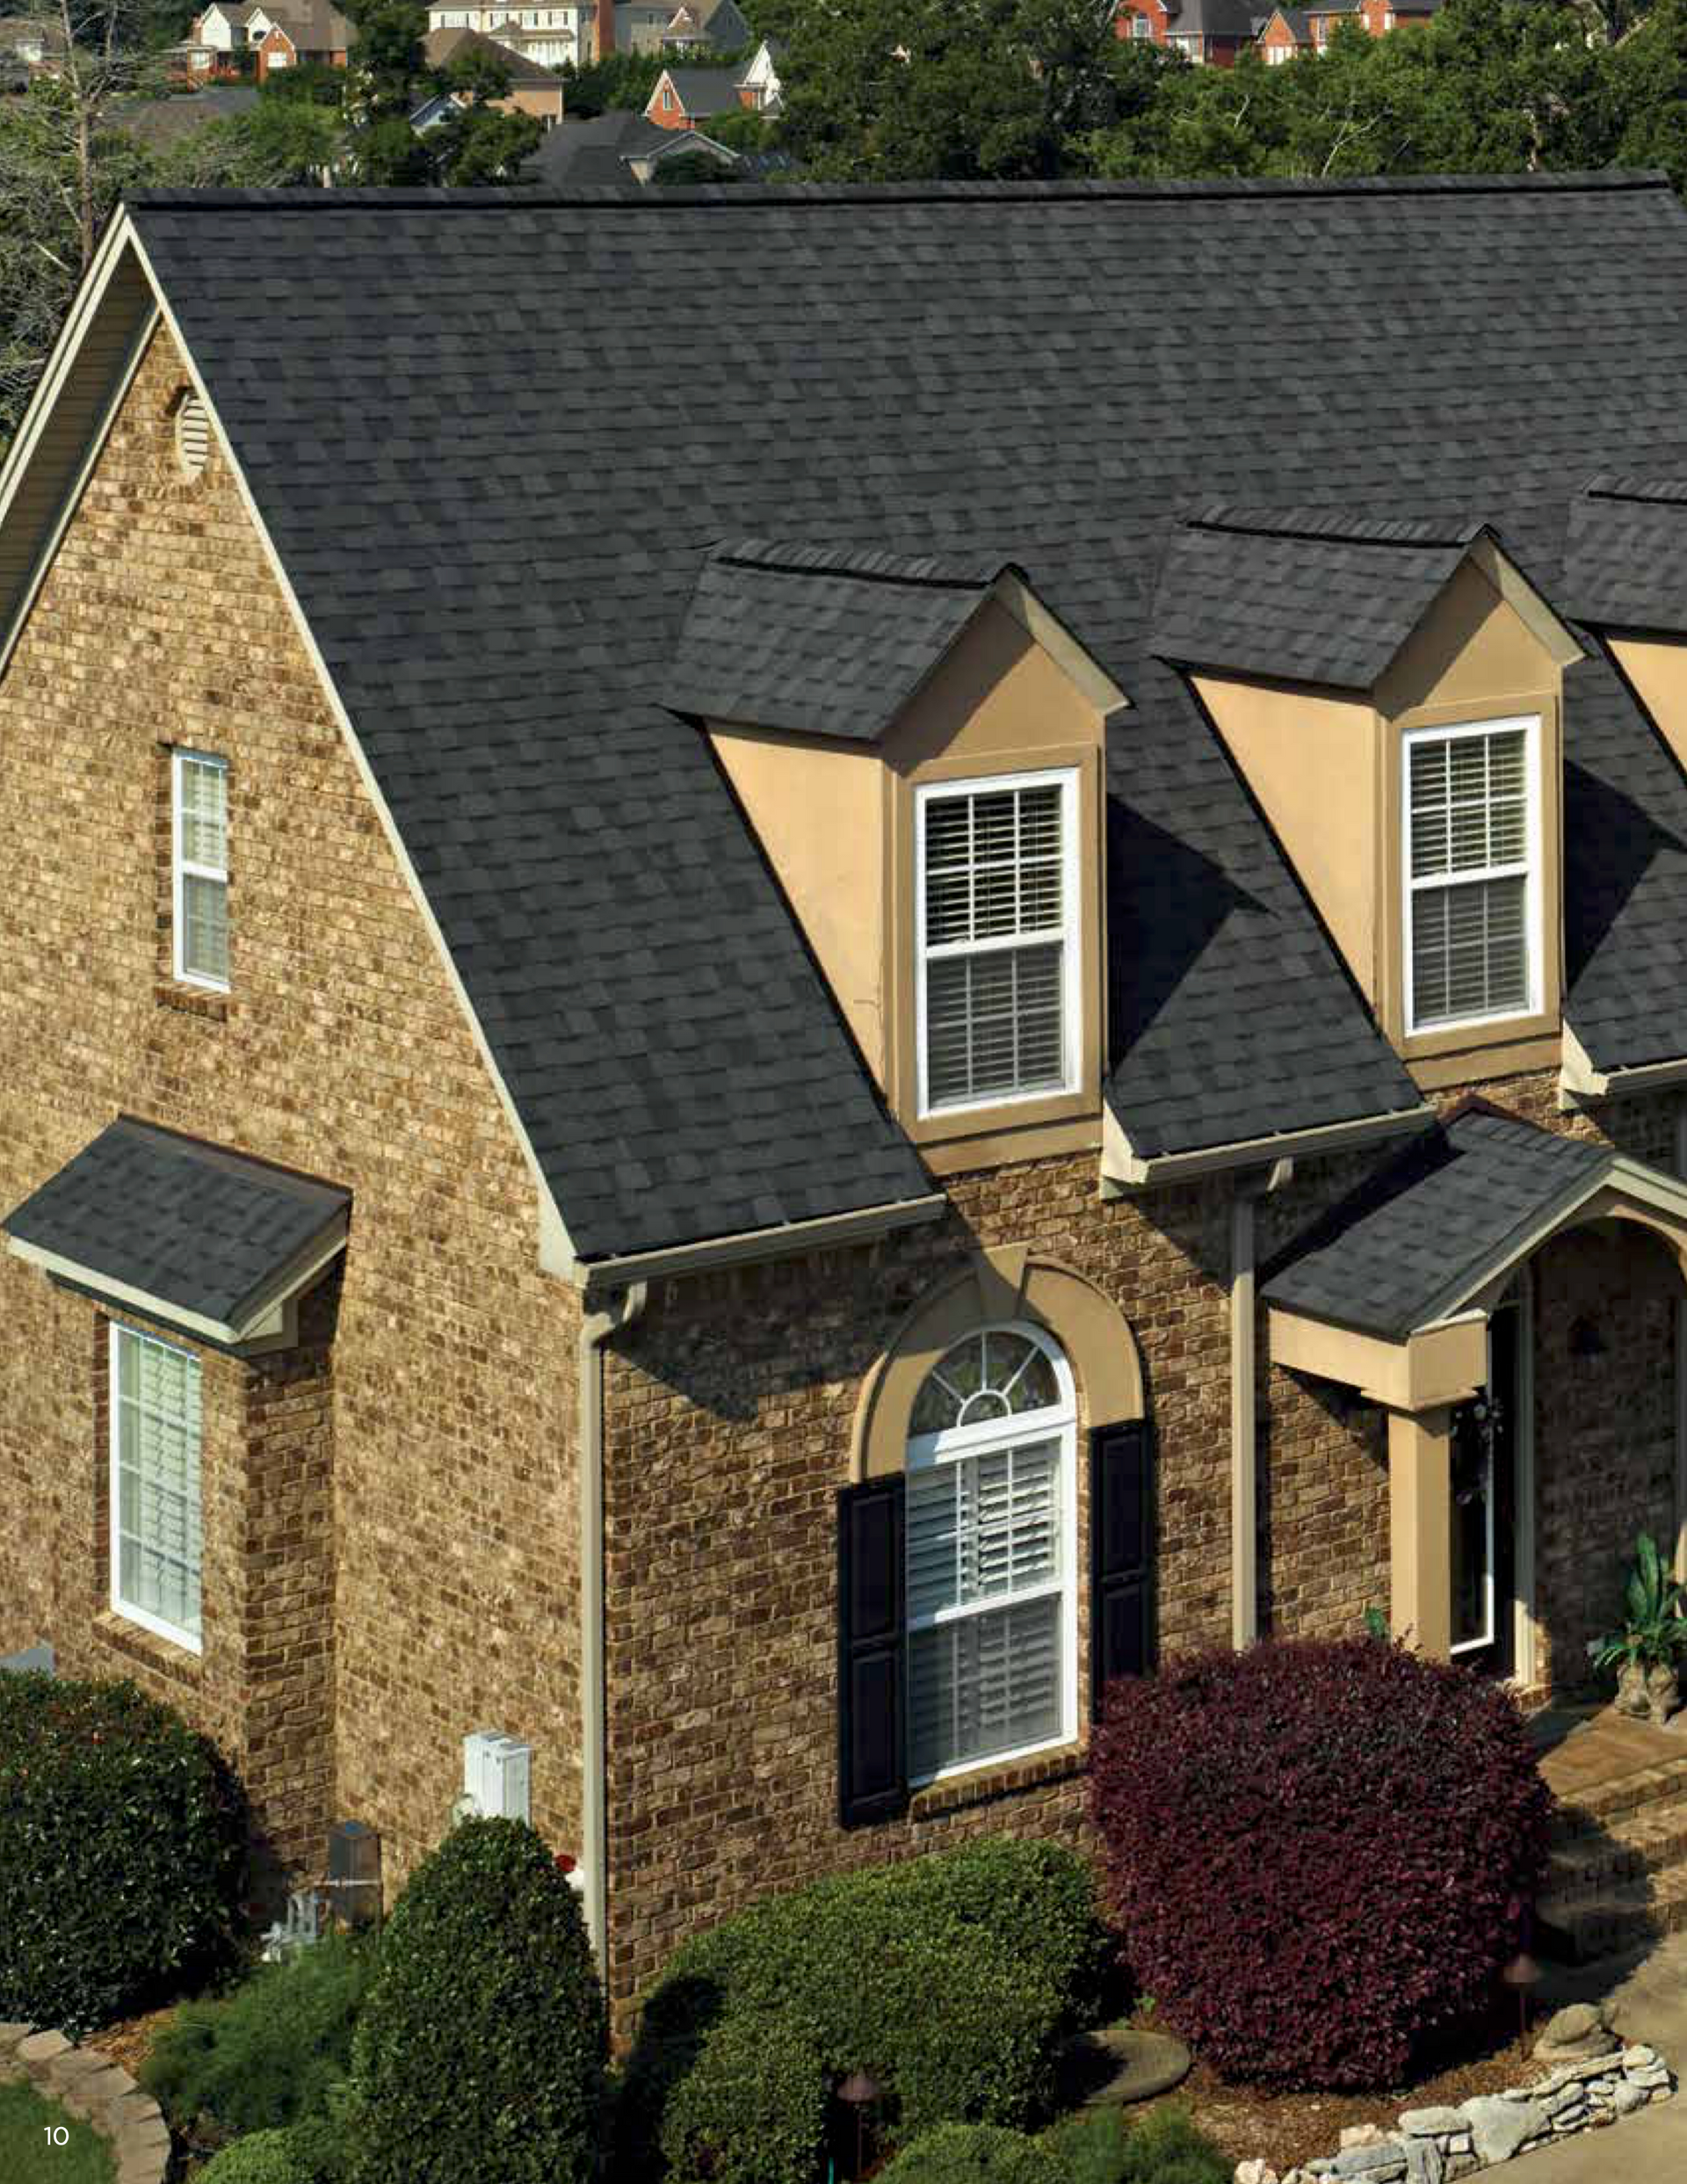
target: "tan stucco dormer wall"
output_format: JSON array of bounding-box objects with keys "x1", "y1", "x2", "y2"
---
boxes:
[
  {"x1": 708, "y1": 595, "x2": 1111, "y2": 1172},
  {"x1": 1197, "y1": 554, "x2": 1569, "y2": 1092},
  {"x1": 1608, "y1": 637, "x2": 1687, "y2": 783}
]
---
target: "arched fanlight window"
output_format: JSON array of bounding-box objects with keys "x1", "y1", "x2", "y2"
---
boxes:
[{"x1": 905, "y1": 1323, "x2": 1076, "y2": 1783}]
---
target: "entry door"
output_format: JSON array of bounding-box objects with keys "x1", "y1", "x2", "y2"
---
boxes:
[{"x1": 1450, "y1": 1301, "x2": 1519, "y2": 1677}]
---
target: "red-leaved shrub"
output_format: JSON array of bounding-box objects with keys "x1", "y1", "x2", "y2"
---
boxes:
[{"x1": 1090, "y1": 1638, "x2": 1553, "y2": 2090}]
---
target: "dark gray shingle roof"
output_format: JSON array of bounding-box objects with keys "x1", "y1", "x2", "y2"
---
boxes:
[
  {"x1": 656, "y1": 65, "x2": 740, "y2": 112},
  {"x1": 1151, "y1": 508, "x2": 1481, "y2": 688},
  {"x1": 4, "y1": 1119, "x2": 350, "y2": 1330},
  {"x1": 1263, "y1": 1106, "x2": 1610, "y2": 1339},
  {"x1": 115, "y1": 175, "x2": 1687, "y2": 1250},
  {"x1": 1562, "y1": 478, "x2": 1687, "y2": 635},
  {"x1": 662, "y1": 541, "x2": 1007, "y2": 740}
]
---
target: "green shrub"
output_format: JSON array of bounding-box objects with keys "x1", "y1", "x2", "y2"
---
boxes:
[
  {"x1": 347, "y1": 1818, "x2": 605, "y2": 2184},
  {"x1": 625, "y1": 1838, "x2": 1105, "y2": 2173},
  {"x1": 1042, "y1": 2107, "x2": 1231, "y2": 2184},
  {"x1": 658, "y1": 2008, "x2": 828, "y2": 2184},
  {"x1": 200, "y1": 2130, "x2": 312, "y2": 2184},
  {"x1": 878, "y1": 2122, "x2": 1063, "y2": 2182},
  {"x1": 0, "y1": 1672, "x2": 246, "y2": 2033},
  {"x1": 143, "y1": 1928, "x2": 374, "y2": 2138}
]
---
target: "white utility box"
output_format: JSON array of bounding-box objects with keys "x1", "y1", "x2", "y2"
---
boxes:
[{"x1": 462, "y1": 1729, "x2": 532, "y2": 1824}]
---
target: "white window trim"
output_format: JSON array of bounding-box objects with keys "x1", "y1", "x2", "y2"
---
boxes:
[
  {"x1": 905, "y1": 1321, "x2": 1078, "y2": 1786},
  {"x1": 1401, "y1": 715, "x2": 1541, "y2": 1039},
  {"x1": 914, "y1": 766, "x2": 1082, "y2": 1121},
  {"x1": 171, "y1": 748, "x2": 230, "y2": 992},
  {"x1": 109, "y1": 1323, "x2": 204, "y2": 1655}
]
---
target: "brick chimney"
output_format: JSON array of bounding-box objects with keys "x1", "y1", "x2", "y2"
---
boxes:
[{"x1": 595, "y1": 0, "x2": 614, "y2": 59}]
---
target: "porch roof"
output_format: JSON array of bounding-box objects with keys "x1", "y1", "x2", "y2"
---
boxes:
[
  {"x1": 2, "y1": 1116, "x2": 350, "y2": 1347},
  {"x1": 1262, "y1": 1103, "x2": 1668, "y2": 1341}
]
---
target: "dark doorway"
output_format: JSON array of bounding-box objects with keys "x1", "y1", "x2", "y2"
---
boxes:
[{"x1": 1450, "y1": 1299, "x2": 1519, "y2": 1678}]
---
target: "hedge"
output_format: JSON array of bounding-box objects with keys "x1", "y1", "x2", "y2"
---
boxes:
[
  {"x1": 347, "y1": 1818, "x2": 605, "y2": 2184},
  {"x1": 657, "y1": 2008, "x2": 829, "y2": 2184},
  {"x1": 200, "y1": 2131, "x2": 312, "y2": 2184},
  {"x1": 1090, "y1": 1638, "x2": 1553, "y2": 2087},
  {"x1": 1042, "y1": 2107, "x2": 1233, "y2": 2184},
  {"x1": 622, "y1": 1837, "x2": 1108, "y2": 2179},
  {"x1": 143, "y1": 1926, "x2": 374, "y2": 2140},
  {"x1": 0, "y1": 1672, "x2": 246, "y2": 2033}
]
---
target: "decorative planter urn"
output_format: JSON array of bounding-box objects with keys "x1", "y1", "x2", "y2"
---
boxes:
[
  {"x1": 1646, "y1": 1663, "x2": 1681, "y2": 1727},
  {"x1": 1616, "y1": 1659, "x2": 1650, "y2": 1718}
]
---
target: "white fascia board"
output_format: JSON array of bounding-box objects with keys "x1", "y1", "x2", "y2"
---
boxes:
[
  {"x1": 1102, "y1": 1097, "x2": 1432, "y2": 1191},
  {"x1": 0, "y1": 223, "x2": 160, "y2": 679},
  {"x1": 122, "y1": 219, "x2": 583, "y2": 1282}
]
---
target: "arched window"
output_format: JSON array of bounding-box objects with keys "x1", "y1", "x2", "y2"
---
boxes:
[{"x1": 904, "y1": 1324, "x2": 1076, "y2": 1781}]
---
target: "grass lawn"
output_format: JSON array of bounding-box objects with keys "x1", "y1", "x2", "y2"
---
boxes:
[{"x1": 0, "y1": 2079, "x2": 114, "y2": 2184}]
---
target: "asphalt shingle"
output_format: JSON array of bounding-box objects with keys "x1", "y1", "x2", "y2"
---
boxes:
[
  {"x1": 3, "y1": 1118, "x2": 351, "y2": 1329},
  {"x1": 1263, "y1": 1106, "x2": 1610, "y2": 1339},
  {"x1": 115, "y1": 175, "x2": 1687, "y2": 1252},
  {"x1": 663, "y1": 540, "x2": 1006, "y2": 740},
  {"x1": 1562, "y1": 478, "x2": 1687, "y2": 635}
]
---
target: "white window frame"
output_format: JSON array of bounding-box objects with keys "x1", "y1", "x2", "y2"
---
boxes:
[
  {"x1": 905, "y1": 1322, "x2": 1078, "y2": 1786},
  {"x1": 1401, "y1": 715, "x2": 1540, "y2": 1038},
  {"x1": 914, "y1": 766, "x2": 1082, "y2": 1121},
  {"x1": 109, "y1": 1324, "x2": 204, "y2": 1655},
  {"x1": 171, "y1": 748, "x2": 230, "y2": 992}
]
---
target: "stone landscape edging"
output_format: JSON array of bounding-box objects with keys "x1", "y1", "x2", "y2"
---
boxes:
[
  {"x1": 1234, "y1": 2039, "x2": 1675, "y2": 2184},
  {"x1": 0, "y1": 2020, "x2": 170, "y2": 2184}
]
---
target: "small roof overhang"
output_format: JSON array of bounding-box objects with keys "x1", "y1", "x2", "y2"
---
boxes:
[
  {"x1": 1150, "y1": 507, "x2": 1584, "y2": 690},
  {"x1": 1263, "y1": 1099, "x2": 1687, "y2": 1399},
  {"x1": 4, "y1": 1118, "x2": 351, "y2": 1352}
]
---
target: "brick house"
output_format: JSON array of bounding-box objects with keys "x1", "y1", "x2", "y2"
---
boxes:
[
  {"x1": 192, "y1": 0, "x2": 352, "y2": 78},
  {"x1": 644, "y1": 61, "x2": 739, "y2": 129},
  {"x1": 6, "y1": 174, "x2": 1687, "y2": 2030},
  {"x1": 1256, "y1": 0, "x2": 1442, "y2": 61},
  {"x1": 1114, "y1": 0, "x2": 1256, "y2": 65}
]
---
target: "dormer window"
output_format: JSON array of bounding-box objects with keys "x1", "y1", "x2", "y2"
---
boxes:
[
  {"x1": 1403, "y1": 717, "x2": 1538, "y2": 1034},
  {"x1": 916, "y1": 771, "x2": 1078, "y2": 1115}
]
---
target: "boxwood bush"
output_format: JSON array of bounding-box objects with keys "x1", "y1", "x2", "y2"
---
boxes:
[
  {"x1": 1091, "y1": 1638, "x2": 1553, "y2": 2088},
  {"x1": 200, "y1": 2132, "x2": 315, "y2": 2184},
  {"x1": 619, "y1": 1837, "x2": 1108, "y2": 2180},
  {"x1": 143, "y1": 1926, "x2": 375, "y2": 2140},
  {"x1": 0, "y1": 1672, "x2": 247, "y2": 2033},
  {"x1": 1042, "y1": 2107, "x2": 1233, "y2": 2184},
  {"x1": 657, "y1": 2007, "x2": 829, "y2": 2184},
  {"x1": 346, "y1": 1818, "x2": 605, "y2": 2184}
]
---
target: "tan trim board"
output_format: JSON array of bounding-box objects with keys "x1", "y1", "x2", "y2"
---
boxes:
[
  {"x1": 576, "y1": 1191, "x2": 947, "y2": 1299},
  {"x1": 1101, "y1": 1099, "x2": 1431, "y2": 1190},
  {"x1": 919, "y1": 1115, "x2": 1101, "y2": 1175},
  {"x1": 122, "y1": 217, "x2": 583, "y2": 1281},
  {"x1": 6, "y1": 1210, "x2": 349, "y2": 1350},
  {"x1": 1559, "y1": 1021, "x2": 1687, "y2": 1105}
]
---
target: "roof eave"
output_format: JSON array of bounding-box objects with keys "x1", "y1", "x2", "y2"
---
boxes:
[{"x1": 1100, "y1": 1097, "x2": 1433, "y2": 1191}]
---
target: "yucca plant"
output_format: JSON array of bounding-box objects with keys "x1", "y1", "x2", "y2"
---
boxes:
[{"x1": 1594, "y1": 1534, "x2": 1687, "y2": 1724}]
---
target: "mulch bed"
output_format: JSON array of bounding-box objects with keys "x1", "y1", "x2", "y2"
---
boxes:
[
  {"x1": 1139, "y1": 2024, "x2": 1537, "y2": 2174},
  {"x1": 82, "y1": 2003, "x2": 177, "y2": 2083}
]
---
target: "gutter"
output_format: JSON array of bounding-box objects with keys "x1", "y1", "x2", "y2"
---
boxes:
[
  {"x1": 574, "y1": 1192, "x2": 946, "y2": 1302},
  {"x1": 1101, "y1": 1100, "x2": 1431, "y2": 1193},
  {"x1": 576, "y1": 1279, "x2": 647, "y2": 1976},
  {"x1": 1559, "y1": 1019, "x2": 1687, "y2": 1106},
  {"x1": 1230, "y1": 1158, "x2": 1293, "y2": 1651}
]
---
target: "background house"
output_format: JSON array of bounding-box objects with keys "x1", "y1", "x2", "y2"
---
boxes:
[
  {"x1": 1256, "y1": 0, "x2": 1442, "y2": 58},
  {"x1": 192, "y1": 0, "x2": 352, "y2": 79},
  {"x1": 420, "y1": 25, "x2": 566, "y2": 123},
  {"x1": 645, "y1": 60, "x2": 740, "y2": 127},
  {"x1": 1114, "y1": 0, "x2": 1259, "y2": 64}
]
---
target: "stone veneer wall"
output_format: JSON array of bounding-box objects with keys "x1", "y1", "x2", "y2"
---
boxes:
[{"x1": 0, "y1": 323, "x2": 586, "y2": 1893}]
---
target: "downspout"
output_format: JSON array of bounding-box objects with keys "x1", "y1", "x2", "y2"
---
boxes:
[
  {"x1": 1231, "y1": 1159, "x2": 1292, "y2": 1650},
  {"x1": 577, "y1": 1280, "x2": 647, "y2": 1976}
]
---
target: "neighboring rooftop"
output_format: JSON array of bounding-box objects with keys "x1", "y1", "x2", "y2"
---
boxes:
[
  {"x1": 652, "y1": 64, "x2": 742, "y2": 113},
  {"x1": 1562, "y1": 476, "x2": 1687, "y2": 635},
  {"x1": 80, "y1": 173, "x2": 1687, "y2": 1256},
  {"x1": 424, "y1": 24, "x2": 562, "y2": 83}
]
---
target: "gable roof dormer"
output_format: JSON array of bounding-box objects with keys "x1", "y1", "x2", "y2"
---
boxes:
[{"x1": 1152, "y1": 508, "x2": 1584, "y2": 1090}]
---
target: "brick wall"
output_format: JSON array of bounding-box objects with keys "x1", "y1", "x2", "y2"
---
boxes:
[{"x1": 0, "y1": 323, "x2": 586, "y2": 1896}]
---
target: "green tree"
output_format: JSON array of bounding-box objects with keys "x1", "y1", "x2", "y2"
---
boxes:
[
  {"x1": 159, "y1": 89, "x2": 343, "y2": 182},
  {"x1": 1611, "y1": 0, "x2": 1687, "y2": 189},
  {"x1": 558, "y1": 49, "x2": 670, "y2": 116}
]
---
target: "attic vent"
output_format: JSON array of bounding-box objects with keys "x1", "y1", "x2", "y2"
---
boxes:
[{"x1": 174, "y1": 391, "x2": 210, "y2": 480}]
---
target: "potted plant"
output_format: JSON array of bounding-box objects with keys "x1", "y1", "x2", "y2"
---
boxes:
[{"x1": 1593, "y1": 1533, "x2": 1687, "y2": 1725}]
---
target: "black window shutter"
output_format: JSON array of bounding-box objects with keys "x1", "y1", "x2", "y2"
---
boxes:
[
  {"x1": 836, "y1": 1475, "x2": 909, "y2": 1828},
  {"x1": 1091, "y1": 1419, "x2": 1155, "y2": 1718}
]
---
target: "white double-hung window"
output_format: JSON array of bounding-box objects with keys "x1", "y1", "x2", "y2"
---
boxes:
[
  {"x1": 110, "y1": 1325, "x2": 204, "y2": 1651},
  {"x1": 904, "y1": 1325, "x2": 1077, "y2": 1782},
  {"x1": 916, "y1": 770, "x2": 1079, "y2": 1115},
  {"x1": 173, "y1": 750, "x2": 229, "y2": 990},
  {"x1": 1403, "y1": 716, "x2": 1539, "y2": 1034}
]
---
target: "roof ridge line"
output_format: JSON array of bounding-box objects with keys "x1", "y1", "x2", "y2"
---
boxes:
[
  {"x1": 1187, "y1": 509, "x2": 1481, "y2": 549},
  {"x1": 119, "y1": 171, "x2": 1676, "y2": 214},
  {"x1": 712, "y1": 539, "x2": 1007, "y2": 591}
]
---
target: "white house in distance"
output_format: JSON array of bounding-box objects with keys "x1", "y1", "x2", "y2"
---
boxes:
[
  {"x1": 735, "y1": 35, "x2": 781, "y2": 111},
  {"x1": 424, "y1": 0, "x2": 590, "y2": 69},
  {"x1": 192, "y1": 0, "x2": 352, "y2": 76}
]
